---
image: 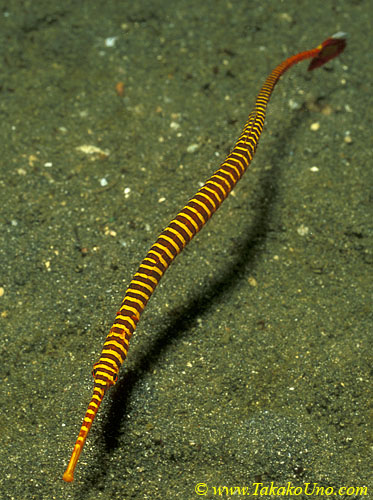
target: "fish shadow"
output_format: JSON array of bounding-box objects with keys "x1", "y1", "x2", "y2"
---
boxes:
[{"x1": 83, "y1": 104, "x2": 312, "y2": 488}]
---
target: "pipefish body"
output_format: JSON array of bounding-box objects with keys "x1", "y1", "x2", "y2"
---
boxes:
[{"x1": 63, "y1": 33, "x2": 346, "y2": 482}]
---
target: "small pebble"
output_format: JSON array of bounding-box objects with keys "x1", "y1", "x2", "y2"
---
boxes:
[
  {"x1": 288, "y1": 98, "x2": 301, "y2": 110},
  {"x1": 344, "y1": 132, "x2": 352, "y2": 144},
  {"x1": 104, "y1": 226, "x2": 117, "y2": 237},
  {"x1": 248, "y1": 277, "x2": 258, "y2": 287},
  {"x1": 76, "y1": 145, "x2": 110, "y2": 157},
  {"x1": 115, "y1": 82, "x2": 125, "y2": 97},
  {"x1": 297, "y1": 224, "x2": 309, "y2": 236},
  {"x1": 104, "y1": 37, "x2": 118, "y2": 47},
  {"x1": 170, "y1": 121, "x2": 180, "y2": 130},
  {"x1": 28, "y1": 154, "x2": 38, "y2": 166},
  {"x1": 186, "y1": 143, "x2": 199, "y2": 153}
]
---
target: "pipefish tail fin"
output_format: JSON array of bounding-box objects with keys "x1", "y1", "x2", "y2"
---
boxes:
[
  {"x1": 63, "y1": 382, "x2": 106, "y2": 482},
  {"x1": 308, "y1": 32, "x2": 347, "y2": 71}
]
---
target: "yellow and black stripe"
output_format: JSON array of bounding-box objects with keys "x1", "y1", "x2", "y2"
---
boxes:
[{"x1": 63, "y1": 33, "x2": 346, "y2": 482}]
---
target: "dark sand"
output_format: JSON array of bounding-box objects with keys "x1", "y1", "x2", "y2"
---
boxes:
[{"x1": 0, "y1": 1, "x2": 371, "y2": 499}]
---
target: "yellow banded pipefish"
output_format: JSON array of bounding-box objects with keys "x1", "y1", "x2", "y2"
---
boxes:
[{"x1": 63, "y1": 33, "x2": 346, "y2": 482}]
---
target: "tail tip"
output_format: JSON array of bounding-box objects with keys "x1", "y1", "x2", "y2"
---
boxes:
[{"x1": 63, "y1": 470, "x2": 74, "y2": 482}]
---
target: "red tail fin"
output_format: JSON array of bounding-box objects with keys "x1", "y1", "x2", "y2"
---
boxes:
[{"x1": 308, "y1": 32, "x2": 347, "y2": 71}]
